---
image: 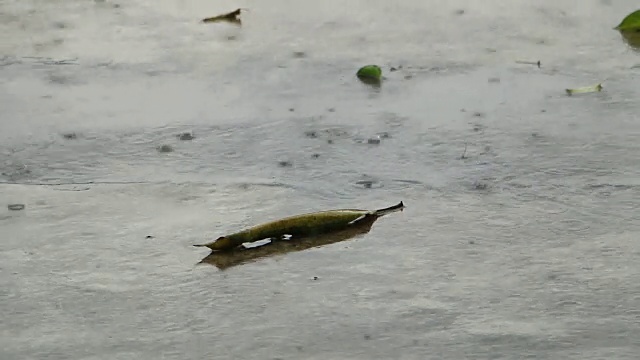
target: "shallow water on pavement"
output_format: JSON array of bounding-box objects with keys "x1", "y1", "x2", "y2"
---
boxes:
[{"x1": 1, "y1": 0, "x2": 640, "y2": 359}]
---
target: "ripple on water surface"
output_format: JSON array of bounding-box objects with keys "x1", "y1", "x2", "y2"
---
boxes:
[{"x1": 2, "y1": 0, "x2": 640, "y2": 359}]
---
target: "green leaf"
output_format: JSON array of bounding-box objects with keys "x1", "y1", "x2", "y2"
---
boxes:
[
  {"x1": 356, "y1": 65, "x2": 382, "y2": 81},
  {"x1": 615, "y1": 9, "x2": 640, "y2": 31}
]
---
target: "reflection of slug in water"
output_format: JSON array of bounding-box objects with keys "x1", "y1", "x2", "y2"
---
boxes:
[{"x1": 194, "y1": 201, "x2": 405, "y2": 252}]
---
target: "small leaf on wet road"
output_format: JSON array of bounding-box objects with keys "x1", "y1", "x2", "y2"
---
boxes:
[
  {"x1": 615, "y1": 10, "x2": 640, "y2": 50},
  {"x1": 615, "y1": 10, "x2": 640, "y2": 31},
  {"x1": 356, "y1": 65, "x2": 382, "y2": 85},
  {"x1": 202, "y1": 8, "x2": 244, "y2": 25},
  {"x1": 565, "y1": 83, "x2": 603, "y2": 96}
]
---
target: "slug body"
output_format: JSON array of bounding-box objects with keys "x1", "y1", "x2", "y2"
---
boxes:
[{"x1": 195, "y1": 201, "x2": 404, "y2": 251}]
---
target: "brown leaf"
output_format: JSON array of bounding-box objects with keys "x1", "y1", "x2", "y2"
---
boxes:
[{"x1": 202, "y1": 8, "x2": 243, "y2": 25}]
